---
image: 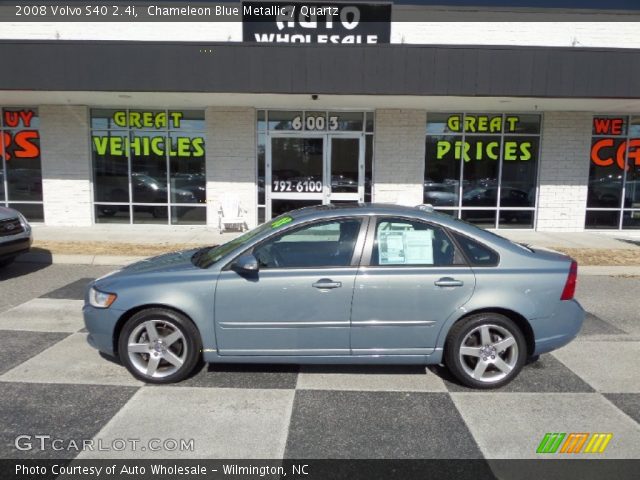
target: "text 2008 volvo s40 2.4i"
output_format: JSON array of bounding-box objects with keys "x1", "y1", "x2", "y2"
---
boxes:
[{"x1": 84, "y1": 204, "x2": 584, "y2": 389}]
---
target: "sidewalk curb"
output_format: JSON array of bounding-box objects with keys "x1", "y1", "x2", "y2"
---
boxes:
[
  {"x1": 15, "y1": 252, "x2": 640, "y2": 275},
  {"x1": 16, "y1": 252, "x2": 147, "y2": 266}
]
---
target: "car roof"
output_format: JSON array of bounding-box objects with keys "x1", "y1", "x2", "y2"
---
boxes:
[
  {"x1": 285, "y1": 203, "x2": 430, "y2": 221},
  {"x1": 288, "y1": 202, "x2": 456, "y2": 221}
]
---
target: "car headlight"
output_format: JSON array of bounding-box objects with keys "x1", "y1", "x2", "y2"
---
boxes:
[
  {"x1": 89, "y1": 287, "x2": 117, "y2": 309},
  {"x1": 17, "y1": 212, "x2": 31, "y2": 232}
]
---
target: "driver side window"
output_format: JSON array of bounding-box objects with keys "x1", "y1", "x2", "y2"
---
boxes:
[{"x1": 253, "y1": 218, "x2": 362, "y2": 269}]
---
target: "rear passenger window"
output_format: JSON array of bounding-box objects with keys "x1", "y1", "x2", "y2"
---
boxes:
[
  {"x1": 451, "y1": 232, "x2": 499, "y2": 266},
  {"x1": 372, "y1": 218, "x2": 463, "y2": 266}
]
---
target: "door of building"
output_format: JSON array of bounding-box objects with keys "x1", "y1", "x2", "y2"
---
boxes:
[{"x1": 266, "y1": 133, "x2": 365, "y2": 219}]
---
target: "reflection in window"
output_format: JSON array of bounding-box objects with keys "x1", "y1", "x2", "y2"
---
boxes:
[
  {"x1": 425, "y1": 113, "x2": 540, "y2": 229},
  {"x1": 424, "y1": 135, "x2": 460, "y2": 207},
  {"x1": 253, "y1": 219, "x2": 361, "y2": 268},
  {"x1": 365, "y1": 135, "x2": 373, "y2": 202},
  {"x1": 1, "y1": 107, "x2": 43, "y2": 222},
  {"x1": 451, "y1": 232, "x2": 499, "y2": 266},
  {"x1": 91, "y1": 109, "x2": 206, "y2": 225}
]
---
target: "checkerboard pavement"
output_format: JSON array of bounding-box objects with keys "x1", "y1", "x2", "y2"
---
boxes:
[{"x1": 0, "y1": 277, "x2": 638, "y2": 461}]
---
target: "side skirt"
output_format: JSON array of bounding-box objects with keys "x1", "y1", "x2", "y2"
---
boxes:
[{"x1": 202, "y1": 348, "x2": 444, "y2": 365}]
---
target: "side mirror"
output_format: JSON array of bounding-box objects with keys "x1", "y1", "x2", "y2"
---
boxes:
[{"x1": 232, "y1": 254, "x2": 259, "y2": 273}]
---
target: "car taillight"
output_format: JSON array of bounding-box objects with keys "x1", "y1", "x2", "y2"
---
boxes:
[{"x1": 561, "y1": 260, "x2": 578, "y2": 301}]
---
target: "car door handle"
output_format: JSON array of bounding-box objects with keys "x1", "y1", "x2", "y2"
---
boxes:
[
  {"x1": 312, "y1": 279, "x2": 342, "y2": 289},
  {"x1": 434, "y1": 277, "x2": 464, "y2": 287}
]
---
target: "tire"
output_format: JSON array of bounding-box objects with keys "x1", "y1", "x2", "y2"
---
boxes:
[
  {"x1": 444, "y1": 313, "x2": 527, "y2": 389},
  {"x1": 118, "y1": 308, "x2": 202, "y2": 384},
  {"x1": 526, "y1": 354, "x2": 540, "y2": 365}
]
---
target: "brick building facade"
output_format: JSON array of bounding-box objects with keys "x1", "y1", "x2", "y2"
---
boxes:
[{"x1": 0, "y1": 1, "x2": 639, "y2": 231}]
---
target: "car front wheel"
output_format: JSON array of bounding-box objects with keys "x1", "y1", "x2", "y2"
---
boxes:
[
  {"x1": 118, "y1": 308, "x2": 202, "y2": 384},
  {"x1": 445, "y1": 313, "x2": 526, "y2": 389}
]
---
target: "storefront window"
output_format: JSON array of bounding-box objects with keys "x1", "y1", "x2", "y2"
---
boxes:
[
  {"x1": 0, "y1": 107, "x2": 43, "y2": 221},
  {"x1": 586, "y1": 115, "x2": 640, "y2": 229},
  {"x1": 424, "y1": 113, "x2": 541, "y2": 229},
  {"x1": 91, "y1": 109, "x2": 206, "y2": 225}
]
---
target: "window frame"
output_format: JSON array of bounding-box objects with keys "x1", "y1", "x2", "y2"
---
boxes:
[
  {"x1": 586, "y1": 114, "x2": 640, "y2": 230},
  {"x1": 0, "y1": 106, "x2": 44, "y2": 222},
  {"x1": 360, "y1": 215, "x2": 469, "y2": 268},
  {"x1": 424, "y1": 112, "x2": 542, "y2": 230},
  {"x1": 224, "y1": 215, "x2": 370, "y2": 271},
  {"x1": 90, "y1": 108, "x2": 206, "y2": 225}
]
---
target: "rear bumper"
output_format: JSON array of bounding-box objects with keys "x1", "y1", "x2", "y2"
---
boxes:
[
  {"x1": 532, "y1": 299, "x2": 585, "y2": 355},
  {"x1": 0, "y1": 234, "x2": 32, "y2": 260}
]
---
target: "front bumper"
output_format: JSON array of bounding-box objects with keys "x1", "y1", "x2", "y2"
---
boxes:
[
  {"x1": 83, "y1": 303, "x2": 125, "y2": 356},
  {"x1": 0, "y1": 234, "x2": 32, "y2": 260},
  {"x1": 532, "y1": 299, "x2": 585, "y2": 355}
]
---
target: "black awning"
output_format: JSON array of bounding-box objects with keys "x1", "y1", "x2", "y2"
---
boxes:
[{"x1": 1, "y1": 40, "x2": 639, "y2": 99}]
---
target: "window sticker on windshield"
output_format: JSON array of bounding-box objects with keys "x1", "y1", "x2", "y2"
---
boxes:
[
  {"x1": 271, "y1": 216, "x2": 293, "y2": 229},
  {"x1": 378, "y1": 230, "x2": 434, "y2": 265}
]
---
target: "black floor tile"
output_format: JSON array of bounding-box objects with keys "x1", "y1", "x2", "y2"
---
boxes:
[
  {"x1": 174, "y1": 362, "x2": 299, "y2": 389},
  {"x1": 0, "y1": 330, "x2": 69, "y2": 375},
  {"x1": 40, "y1": 278, "x2": 94, "y2": 300},
  {"x1": 285, "y1": 390, "x2": 482, "y2": 459},
  {"x1": 604, "y1": 393, "x2": 640, "y2": 424},
  {"x1": 580, "y1": 313, "x2": 626, "y2": 336},
  {"x1": 299, "y1": 364, "x2": 427, "y2": 375},
  {"x1": 0, "y1": 382, "x2": 138, "y2": 458},
  {"x1": 432, "y1": 354, "x2": 595, "y2": 393}
]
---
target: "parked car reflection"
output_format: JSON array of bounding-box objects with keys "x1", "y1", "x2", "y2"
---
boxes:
[
  {"x1": 98, "y1": 173, "x2": 198, "y2": 218},
  {"x1": 424, "y1": 180, "x2": 458, "y2": 206},
  {"x1": 463, "y1": 186, "x2": 531, "y2": 208},
  {"x1": 588, "y1": 176, "x2": 640, "y2": 209},
  {"x1": 0, "y1": 169, "x2": 42, "y2": 200},
  {"x1": 172, "y1": 172, "x2": 206, "y2": 203}
]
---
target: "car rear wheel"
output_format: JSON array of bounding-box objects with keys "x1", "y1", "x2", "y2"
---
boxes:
[
  {"x1": 445, "y1": 313, "x2": 526, "y2": 389},
  {"x1": 118, "y1": 308, "x2": 202, "y2": 384}
]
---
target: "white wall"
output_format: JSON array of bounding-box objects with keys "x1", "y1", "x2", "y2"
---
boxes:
[
  {"x1": 205, "y1": 107, "x2": 257, "y2": 230},
  {"x1": 2, "y1": 21, "x2": 640, "y2": 49},
  {"x1": 392, "y1": 22, "x2": 640, "y2": 48},
  {"x1": 373, "y1": 109, "x2": 426, "y2": 205},
  {"x1": 39, "y1": 105, "x2": 93, "y2": 226},
  {"x1": 536, "y1": 112, "x2": 593, "y2": 232}
]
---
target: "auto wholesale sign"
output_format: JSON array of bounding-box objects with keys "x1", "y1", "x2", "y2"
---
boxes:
[{"x1": 242, "y1": 2, "x2": 391, "y2": 44}]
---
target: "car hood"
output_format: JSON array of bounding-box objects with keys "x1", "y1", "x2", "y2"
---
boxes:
[
  {"x1": 0, "y1": 206, "x2": 19, "y2": 221},
  {"x1": 96, "y1": 248, "x2": 201, "y2": 287}
]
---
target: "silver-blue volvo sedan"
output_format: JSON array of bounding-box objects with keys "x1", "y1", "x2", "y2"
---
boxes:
[{"x1": 83, "y1": 204, "x2": 584, "y2": 389}]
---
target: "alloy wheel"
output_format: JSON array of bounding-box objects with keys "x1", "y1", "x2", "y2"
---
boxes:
[
  {"x1": 127, "y1": 320, "x2": 188, "y2": 379},
  {"x1": 458, "y1": 324, "x2": 519, "y2": 384}
]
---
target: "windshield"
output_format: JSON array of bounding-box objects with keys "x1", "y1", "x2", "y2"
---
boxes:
[{"x1": 194, "y1": 214, "x2": 295, "y2": 268}]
